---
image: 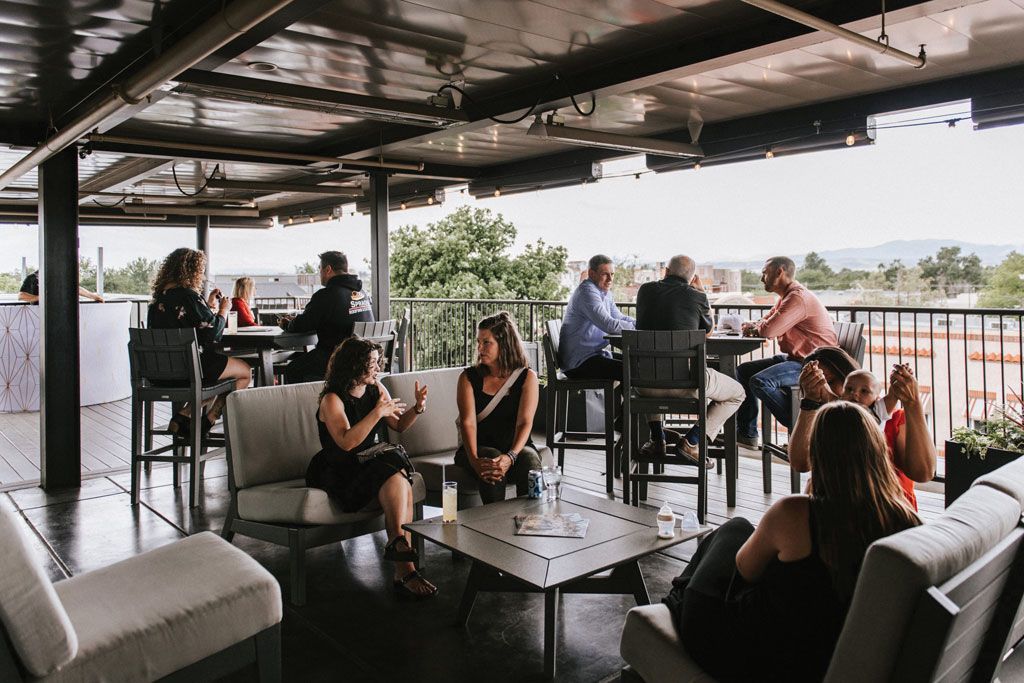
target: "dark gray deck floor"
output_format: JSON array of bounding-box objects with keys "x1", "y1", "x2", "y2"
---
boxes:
[{"x1": 2, "y1": 441, "x2": 943, "y2": 682}]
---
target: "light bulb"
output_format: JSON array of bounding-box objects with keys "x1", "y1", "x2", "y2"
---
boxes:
[
  {"x1": 845, "y1": 133, "x2": 855, "y2": 146},
  {"x1": 427, "y1": 196, "x2": 434, "y2": 205},
  {"x1": 400, "y1": 202, "x2": 407, "y2": 210},
  {"x1": 494, "y1": 188, "x2": 501, "y2": 198},
  {"x1": 693, "y1": 162, "x2": 701, "y2": 171},
  {"x1": 765, "y1": 149, "x2": 774, "y2": 159},
  {"x1": 286, "y1": 216, "x2": 293, "y2": 225},
  {"x1": 308, "y1": 216, "x2": 314, "y2": 223}
]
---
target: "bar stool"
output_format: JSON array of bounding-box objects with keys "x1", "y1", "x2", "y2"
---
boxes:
[
  {"x1": 128, "y1": 328, "x2": 236, "y2": 508},
  {"x1": 760, "y1": 320, "x2": 866, "y2": 493},
  {"x1": 542, "y1": 320, "x2": 619, "y2": 495}
]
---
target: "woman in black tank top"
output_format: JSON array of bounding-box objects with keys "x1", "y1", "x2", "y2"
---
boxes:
[
  {"x1": 455, "y1": 312, "x2": 543, "y2": 504},
  {"x1": 305, "y1": 337, "x2": 436, "y2": 598},
  {"x1": 663, "y1": 402, "x2": 921, "y2": 681}
]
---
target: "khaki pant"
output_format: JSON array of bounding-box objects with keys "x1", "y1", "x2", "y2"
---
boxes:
[{"x1": 638, "y1": 368, "x2": 745, "y2": 439}]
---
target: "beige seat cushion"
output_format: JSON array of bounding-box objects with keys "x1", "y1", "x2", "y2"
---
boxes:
[
  {"x1": 47, "y1": 532, "x2": 281, "y2": 683},
  {"x1": 619, "y1": 604, "x2": 717, "y2": 683},
  {"x1": 237, "y1": 473, "x2": 426, "y2": 525},
  {"x1": 0, "y1": 500, "x2": 77, "y2": 677},
  {"x1": 826, "y1": 485, "x2": 1022, "y2": 682},
  {"x1": 971, "y1": 455, "x2": 1024, "y2": 509},
  {"x1": 382, "y1": 368, "x2": 463, "y2": 457}
]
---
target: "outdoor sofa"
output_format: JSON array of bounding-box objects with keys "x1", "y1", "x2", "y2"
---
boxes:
[
  {"x1": 619, "y1": 456, "x2": 1024, "y2": 682},
  {"x1": 0, "y1": 499, "x2": 282, "y2": 682}
]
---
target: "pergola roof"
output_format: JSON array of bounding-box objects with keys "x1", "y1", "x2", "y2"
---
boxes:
[{"x1": 2, "y1": 0, "x2": 1023, "y2": 226}]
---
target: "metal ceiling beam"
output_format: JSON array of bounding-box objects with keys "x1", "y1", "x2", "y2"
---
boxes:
[
  {"x1": 320, "y1": 0, "x2": 959, "y2": 160},
  {"x1": 79, "y1": 157, "x2": 177, "y2": 194},
  {"x1": 172, "y1": 69, "x2": 469, "y2": 127},
  {"x1": 206, "y1": 179, "x2": 362, "y2": 196}
]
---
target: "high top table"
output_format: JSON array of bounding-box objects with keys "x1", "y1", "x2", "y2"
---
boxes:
[
  {"x1": 218, "y1": 326, "x2": 317, "y2": 387},
  {"x1": 405, "y1": 488, "x2": 710, "y2": 679},
  {"x1": 606, "y1": 333, "x2": 766, "y2": 507}
]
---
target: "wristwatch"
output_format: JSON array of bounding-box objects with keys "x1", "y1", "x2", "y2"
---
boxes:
[{"x1": 800, "y1": 398, "x2": 824, "y2": 411}]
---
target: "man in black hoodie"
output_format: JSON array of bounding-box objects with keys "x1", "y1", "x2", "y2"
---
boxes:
[{"x1": 280, "y1": 251, "x2": 374, "y2": 383}]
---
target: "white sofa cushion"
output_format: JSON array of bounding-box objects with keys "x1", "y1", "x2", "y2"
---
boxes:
[
  {"x1": 225, "y1": 382, "x2": 322, "y2": 489},
  {"x1": 47, "y1": 532, "x2": 281, "y2": 683},
  {"x1": 619, "y1": 604, "x2": 717, "y2": 683},
  {"x1": 0, "y1": 500, "x2": 78, "y2": 677},
  {"x1": 825, "y1": 485, "x2": 1022, "y2": 682},
  {"x1": 382, "y1": 367, "x2": 463, "y2": 457},
  {"x1": 237, "y1": 473, "x2": 426, "y2": 524}
]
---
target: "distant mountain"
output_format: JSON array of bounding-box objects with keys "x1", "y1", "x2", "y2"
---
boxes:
[{"x1": 716, "y1": 239, "x2": 1021, "y2": 271}]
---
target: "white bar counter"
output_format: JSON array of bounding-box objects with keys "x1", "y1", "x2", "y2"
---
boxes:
[{"x1": 0, "y1": 299, "x2": 132, "y2": 412}]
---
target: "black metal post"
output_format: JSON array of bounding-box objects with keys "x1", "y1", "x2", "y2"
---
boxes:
[
  {"x1": 196, "y1": 215, "x2": 210, "y2": 296},
  {"x1": 39, "y1": 147, "x2": 81, "y2": 490},
  {"x1": 368, "y1": 172, "x2": 390, "y2": 320}
]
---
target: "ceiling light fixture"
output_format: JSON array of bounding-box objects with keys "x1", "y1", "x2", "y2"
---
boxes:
[
  {"x1": 400, "y1": 202, "x2": 407, "y2": 210},
  {"x1": 493, "y1": 188, "x2": 501, "y2": 198},
  {"x1": 693, "y1": 162, "x2": 701, "y2": 171},
  {"x1": 427, "y1": 196, "x2": 434, "y2": 205},
  {"x1": 246, "y1": 61, "x2": 278, "y2": 72},
  {"x1": 765, "y1": 148, "x2": 775, "y2": 159},
  {"x1": 527, "y1": 119, "x2": 703, "y2": 159},
  {"x1": 845, "y1": 133, "x2": 856, "y2": 146}
]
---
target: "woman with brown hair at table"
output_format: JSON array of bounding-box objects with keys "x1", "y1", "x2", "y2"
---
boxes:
[
  {"x1": 148, "y1": 248, "x2": 251, "y2": 434},
  {"x1": 230, "y1": 276, "x2": 257, "y2": 327},
  {"x1": 454, "y1": 312, "x2": 543, "y2": 504}
]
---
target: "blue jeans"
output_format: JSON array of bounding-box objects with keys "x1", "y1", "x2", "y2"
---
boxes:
[{"x1": 735, "y1": 355, "x2": 803, "y2": 437}]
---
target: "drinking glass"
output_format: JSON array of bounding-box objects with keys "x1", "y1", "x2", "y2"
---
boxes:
[
  {"x1": 442, "y1": 481, "x2": 458, "y2": 523},
  {"x1": 543, "y1": 466, "x2": 562, "y2": 502}
]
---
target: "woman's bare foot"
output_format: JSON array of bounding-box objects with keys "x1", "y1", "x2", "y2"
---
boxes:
[{"x1": 393, "y1": 564, "x2": 437, "y2": 598}]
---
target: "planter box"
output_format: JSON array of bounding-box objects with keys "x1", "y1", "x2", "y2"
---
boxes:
[{"x1": 944, "y1": 440, "x2": 1023, "y2": 507}]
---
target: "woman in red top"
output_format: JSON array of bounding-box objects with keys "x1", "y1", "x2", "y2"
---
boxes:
[
  {"x1": 789, "y1": 360, "x2": 936, "y2": 510},
  {"x1": 230, "y1": 277, "x2": 257, "y2": 327}
]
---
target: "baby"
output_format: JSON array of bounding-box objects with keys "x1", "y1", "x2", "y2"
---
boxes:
[{"x1": 841, "y1": 369, "x2": 898, "y2": 425}]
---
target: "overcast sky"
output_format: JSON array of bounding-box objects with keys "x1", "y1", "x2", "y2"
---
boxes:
[{"x1": 3, "y1": 102, "x2": 1022, "y2": 276}]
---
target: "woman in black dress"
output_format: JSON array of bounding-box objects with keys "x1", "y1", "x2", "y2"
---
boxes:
[
  {"x1": 305, "y1": 337, "x2": 436, "y2": 598},
  {"x1": 454, "y1": 312, "x2": 542, "y2": 504},
  {"x1": 664, "y1": 402, "x2": 921, "y2": 682},
  {"x1": 148, "y1": 248, "x2": 251, "y2": 433}
]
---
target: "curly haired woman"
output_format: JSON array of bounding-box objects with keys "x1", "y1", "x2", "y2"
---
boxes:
[{"x1": 148, "y1": 248, "x2": 251, "y2": 434}]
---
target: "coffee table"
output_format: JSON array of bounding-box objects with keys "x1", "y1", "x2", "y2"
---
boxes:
[{"x1": 404, "y1": 487, "x2": 710, "y2": 678}]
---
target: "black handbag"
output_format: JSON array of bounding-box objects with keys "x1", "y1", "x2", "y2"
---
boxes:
[{"x1": 355, "y1": 442, "x2": 415, "y2": 481}]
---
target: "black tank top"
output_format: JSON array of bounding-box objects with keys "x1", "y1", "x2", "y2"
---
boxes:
[
  {"x1": 317, "y1": 384, "x2": 389, "y2": 455},
  {"x1": 464, "y1": 366, "x2": 533, "y2": 453}
]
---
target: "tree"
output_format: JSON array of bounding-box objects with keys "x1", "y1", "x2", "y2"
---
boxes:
[
  {"x1": 799, "y1": 251, "x2": 835, "y2": 290},
  {"x1": 79, "y1": 257, "x2": 97, "y2": 291},
  {"x1": 103, "y1": 257, "x2": 160, "y2": 295},
  {"x1": 741, "y1": 270, "x2": 762, "y2": 292},
  {"x1": 390, "y1": 206, "x2": 568, "y2": 300},
  {"x1": 979, "y1": 251, "x2": 1024, "y2": 308},
  {"x1": 294, "y1": 262, "x2": 317, "y2": 274},
  {"x1": 918, "y1": 246, "x2": 984, "y2": 294},
  {"x1": 0, "y1": 268, "x2": 28, "y2": 293}
]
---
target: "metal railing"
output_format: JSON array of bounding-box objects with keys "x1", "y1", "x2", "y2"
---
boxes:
[{"x1": 393, "y1": 297, "x2": 1024, "y2": 477}]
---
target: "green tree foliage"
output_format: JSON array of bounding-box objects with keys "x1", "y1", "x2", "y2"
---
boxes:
[
  {"x1": 741, "y1": 270, "x2": 762, "y2": 292},
  {"x1": 799, "y1": 251, "x2": 835, "y2": 290},
  {"x1": 103, "y1": 257, "x2": 161, "y2": 295},
  {"x1": 294, "y1": 262, "x2": 318, "y2": 274},
  {"x1": 918, "y1": 246, "x2": 984, "y2": 294},
  {"x1": 0, "y1": 269, "x2": 25, "y2": 293},
  {"x1": 79, "y1": 257, "x2": 97, "y2": 290},
  {"x1": 979, "y1": 251, "x2": 1024, "y2": 308},
  {"x1": 390, "y1": 206, "x2": 568, "y2": 300}
]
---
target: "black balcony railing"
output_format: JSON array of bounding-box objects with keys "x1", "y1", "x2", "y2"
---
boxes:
[{"x1": 391, "y1": 297, "x2": 1024, "y2": 479}]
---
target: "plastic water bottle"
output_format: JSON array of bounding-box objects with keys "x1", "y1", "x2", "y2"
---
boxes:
[
  {"x1": 656, "y1": 503, "x2": 675, "y2": 539},
  {"x1": 681, "y1": 511, "x2": 700, "y2": 532}
]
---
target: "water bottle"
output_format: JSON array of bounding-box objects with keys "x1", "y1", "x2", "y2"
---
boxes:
[{"x1": 656, "y1": 503, "x2": 675, "y2": 539}]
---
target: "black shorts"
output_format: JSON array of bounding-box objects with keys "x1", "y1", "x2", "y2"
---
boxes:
[{"x1": 199, "y1": 350, "x2": 229, "y2": 382}]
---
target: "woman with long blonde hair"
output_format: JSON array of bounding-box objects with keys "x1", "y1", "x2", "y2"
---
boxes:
[
  {"x1": 148, "y1": 248, "x2": 251, "y2": 434},
  {"x1": 230, "y1": 276, "x2": 257, "y2": 327},
  {"x1": 664, "y1": 401, "x2": 920, "y2": 682},
  {"x1": 455, "y1": 312, "x2": 542, "y2": 504}
]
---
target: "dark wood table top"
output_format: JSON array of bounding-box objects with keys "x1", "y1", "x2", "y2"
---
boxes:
[
  {"x1": 219, "y1": 326, "x2": 316, "y2": 349},
  {"x1": 405, "y1": 488, "x2": 710, "y2": 590},
  {"x1": 604, "y1": 332, "x2": 766, "y2": 355}
]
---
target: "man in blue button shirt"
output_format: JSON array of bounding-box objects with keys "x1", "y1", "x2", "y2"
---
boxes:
[{"x1": 560, "y1": 254, "x2": 636, "y2": 379}]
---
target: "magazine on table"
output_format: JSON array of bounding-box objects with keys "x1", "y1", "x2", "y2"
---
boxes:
[{"x1": 513, "y1": 512, "x2": 590, "y2": 538}]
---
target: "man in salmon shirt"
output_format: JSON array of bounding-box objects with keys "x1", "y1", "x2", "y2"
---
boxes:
[{"x1": 736, "y1": 256, "x2": 837, "y2": 447}]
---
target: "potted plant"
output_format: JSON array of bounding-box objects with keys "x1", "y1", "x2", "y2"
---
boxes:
[{"x1": 945, "y1": 389, "x2": 1024, "y2": 506}]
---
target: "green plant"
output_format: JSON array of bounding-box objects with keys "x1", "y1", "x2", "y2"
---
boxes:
[{"x1": 951, "y1": 389, "x2": 1024, "y2": 459}]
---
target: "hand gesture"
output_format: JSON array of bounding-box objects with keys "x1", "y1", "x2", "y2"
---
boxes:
[
  {"x1": 218, "y1": 296, "x2": 231, "y2": 315},
  {"x1": 889, "y1": 364, "x2": 919, "y2": 407},
  {"x1": 800, "y1": 361, "x2": 834, "y2": 403},
  {"x1": 278, "y1": 313, "x2": 294, "y2": 330},
  {"x1": 476, "y1": 455, "x2": 509, "y2": 483},
  {"x1": 741, "y1": 321, "x2": 758, "y2": 337},
  {"x1": 691, "y1": 272, "x2": 704, "y2": 291},
  {"x1": 207, "y1": 289, "x2": 222, "y2": 308},
  {"x1": 413, "y1": 381, "x2": 428, "y2": 413},
  {"x1": 374, "y1": 392, "x2": 406, "y2": 420}
]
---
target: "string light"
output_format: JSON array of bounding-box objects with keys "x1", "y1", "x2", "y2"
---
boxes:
[
  {"x1": 286, "y1": 216, "x2": 293, "y2": 225},
  {"x1": 693, "y1": 162, "x2": 701, "y2": 171},
  {"x1": 400, "y1": 202, "x2": 407, "y2": 210},
  {"x1": 427, "y1": 196, "x2": 434, "y2": 205},
  {"x1": 845, "y1": 133, "x2": 856, "y2": 146},
  {"x1": 494, "y1": 188, "x2": 501, "y2": 197},
  {"x1": 308, "y1": 216, "x2": 314, "y2": 223},
  {"x1": 765, "y1": 148, "x2": 774, "y2": 159}
]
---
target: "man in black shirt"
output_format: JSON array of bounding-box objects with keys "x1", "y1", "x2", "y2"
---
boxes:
[
  {"x1": 18, "y1": 271, "x2": 104, "y2": 303},
  {"x1": 280, "y1": 251, "x2": 374, "y2": 383},
  {"x1": 635, "y1": 255, "x2": 744, "y2": 466}
]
